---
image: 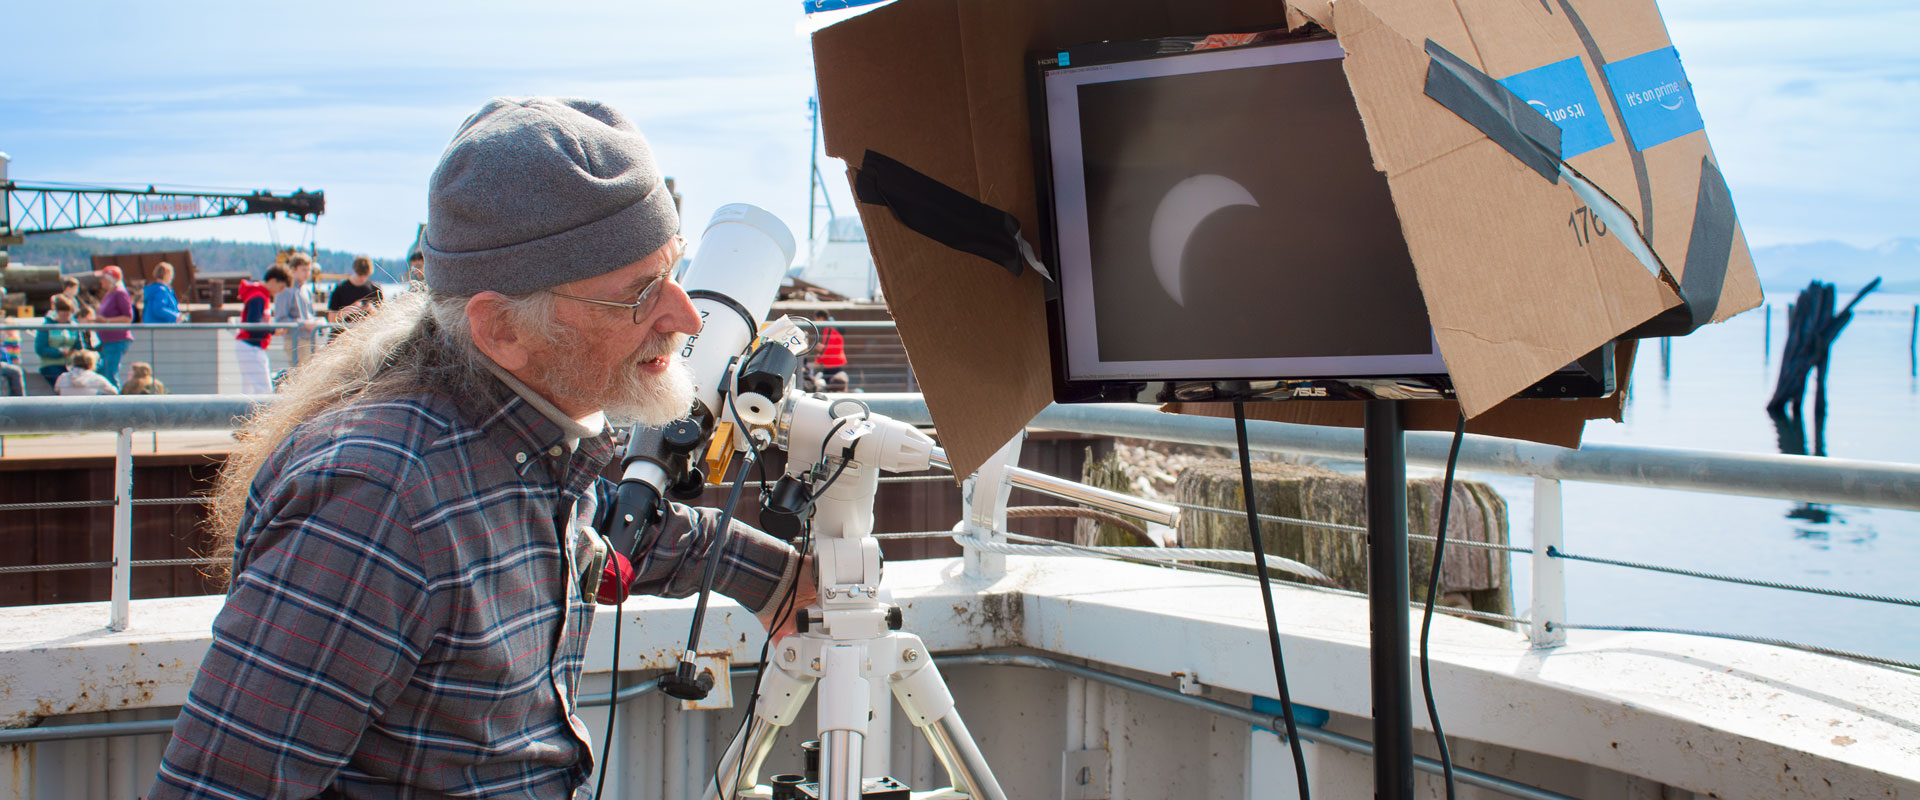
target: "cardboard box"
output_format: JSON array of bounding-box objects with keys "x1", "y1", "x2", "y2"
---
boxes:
[{"x1": 814, "y1": 0, "x2": 1759, "y2": 477}]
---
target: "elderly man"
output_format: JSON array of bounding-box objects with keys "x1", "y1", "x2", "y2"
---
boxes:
[{"x1": 150, "y1": 97, "x2": 809, "y2": 799}]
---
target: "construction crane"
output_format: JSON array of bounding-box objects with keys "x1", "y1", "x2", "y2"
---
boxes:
[{"x1": 0, "y1": 152, "x2": 323, "y2": 246}]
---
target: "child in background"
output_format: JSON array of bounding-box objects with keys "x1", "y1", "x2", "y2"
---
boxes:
[
  {"x1": 234, "y1": 265, "x2": 291, "y2": 395},
  {"x1": 123, "y1": 362, "x2": 167, "y2": 395},
  {"x1": 54, "y1": 349, "x2": 118, "y2": 396}
]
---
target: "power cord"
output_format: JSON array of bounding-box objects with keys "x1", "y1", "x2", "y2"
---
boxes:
[
  {"x1": 713, "y1": 522, "x2": 815, "y2": 797},
  {"x1": 592, "y1": 506, "x2": 665, "y2": 800},
  {"x1": 591, "y1": 593, "x2": 627, "y2": 800},
  {"x1": 1419, "y1": 413, "x2": 1468, "y2": 800},
  {"x1": 1231, "y1": 400, "x2": 1310, "y2": 800}
]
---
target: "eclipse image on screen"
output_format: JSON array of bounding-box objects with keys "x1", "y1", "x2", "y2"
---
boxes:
[{"x1": 1078, "y1": 56, "x2": 1430, "y2": 364}]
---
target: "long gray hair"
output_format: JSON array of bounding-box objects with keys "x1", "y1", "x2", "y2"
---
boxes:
[{"x1": 205, "y1": 287, "x2": 556, "y2": 583}]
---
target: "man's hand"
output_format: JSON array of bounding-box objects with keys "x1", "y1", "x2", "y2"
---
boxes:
[{"x1": 757, "y1": 555, "x2": 816, "y2": 643}]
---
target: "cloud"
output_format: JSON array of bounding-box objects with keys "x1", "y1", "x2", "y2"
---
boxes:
[
  {"x1": 1662, "y1": 1, "x2": 1920, "y2": 246},
  {"x1": 12, "y1": 0, "x2": 1908, "y2": 254}
]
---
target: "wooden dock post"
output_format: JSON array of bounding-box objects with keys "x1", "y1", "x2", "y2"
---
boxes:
[{"x1": 1768, "y1": 278, "x2": 1880, "y2": 416}]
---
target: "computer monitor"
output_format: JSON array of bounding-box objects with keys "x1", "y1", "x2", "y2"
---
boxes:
[{"x1": 1030, "y1": 32, "x2": 1612, "y2": 404}]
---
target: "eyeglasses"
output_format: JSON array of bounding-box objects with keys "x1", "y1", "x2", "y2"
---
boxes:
[
  {"x1": 548, "y1": 272, "x2": 678, "y2": 325},
  {"x1": 547, "y1": 240, "x2": 685, "y2": 324}
]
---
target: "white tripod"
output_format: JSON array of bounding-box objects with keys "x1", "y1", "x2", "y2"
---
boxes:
[{"x1": 705, "y1": 393, "x2": 1007, "y2": 800}]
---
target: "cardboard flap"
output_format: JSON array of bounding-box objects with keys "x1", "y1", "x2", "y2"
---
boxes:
[
  {"x1": 816, "y1": 0, "x2": 1297, "y2": 478},
  {"x1": 812, "y1": 0, "x2": 1758, "y2": 477}
]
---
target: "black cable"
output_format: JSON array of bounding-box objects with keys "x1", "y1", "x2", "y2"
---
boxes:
[
  {"x1": 592, "y1": 591, "x2": 626, "y2": 800},
  {"x1": 714, "y1": 522, "x2": 815, "y2": 797},
  {"x1": 682, "y1": 353, "x2": 777, "y2": 659},
  {"x1": 1419, "y1": 413, "x2": 1468, "y2": 800},
  {"x1": 1232, "y1": 400, "x2": 1310, "y2": 800},
  {"x1": 678, "y1": 448, "x2": 760, "y2": 664},
  {"x1": 594, "y1": 505, "x2": 667, "y2": 800},
  {"x1": 806, "y1": 399, "x2": 870, "y2": 503}
]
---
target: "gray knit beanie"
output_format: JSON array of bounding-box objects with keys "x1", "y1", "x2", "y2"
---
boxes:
[{"x1": 422, "y1": 97, "x2": 680, "y2": 297}]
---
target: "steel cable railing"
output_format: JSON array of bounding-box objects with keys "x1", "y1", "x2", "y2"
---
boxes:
[
  {"x1": 0, "y1": 496, "x2": 206, "y2": 513},
  {"x1": 1546, "y1": 546, "x2": 1920, "y2": 610},
  {"x1": 1548, "y1": 623, "x2": 1920, "y2": 673}
]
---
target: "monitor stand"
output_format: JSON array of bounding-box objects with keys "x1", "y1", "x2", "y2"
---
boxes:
[{"x1": 1365, "y1": 399, "x2": 1415, "y2": 799}]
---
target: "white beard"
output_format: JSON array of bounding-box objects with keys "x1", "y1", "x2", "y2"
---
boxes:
[
  {"x1": 530, "y1": 331, "x2": 696, "y2": 427},
  {"x1": 604, "y1": 356, "x2": 696, "y2": 426}
]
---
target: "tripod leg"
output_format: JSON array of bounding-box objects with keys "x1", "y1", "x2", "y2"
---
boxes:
[
  {"x1": 923, "y1": 711, "x2": 1007, "y2": 800},
  {"x1": 709, "y1": 717, "x2": 782, "y2": 800},
  {"x1": 706, "y1": 655, "x2": 818, "y2": 800},
  {"x1": 891, "y1": 654, "x2": 1008, "y2": 800}
]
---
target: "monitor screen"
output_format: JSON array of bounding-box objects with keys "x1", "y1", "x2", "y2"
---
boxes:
[{"x1": 1032, "y1": 34, "x2": 1611, "y2": 403}]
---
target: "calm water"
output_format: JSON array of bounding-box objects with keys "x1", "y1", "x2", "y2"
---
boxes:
[{"x1": 1478, "y1": 293, "x2": 1920, "y2": 663}]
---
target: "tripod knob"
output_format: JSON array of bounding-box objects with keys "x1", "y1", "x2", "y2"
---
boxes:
[
  {"x1": 886, "y1": 606, "x2": 904, "y2": 631},
  {"x1": 659, "y1": 660, "x2": 714, "y2": 700}
]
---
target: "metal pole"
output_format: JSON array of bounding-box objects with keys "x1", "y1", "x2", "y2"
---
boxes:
[
  {"x1": 1909, "y1": 304, "x2": 1916, "y2": 378},
  {"x1": 1363, "y1": 399, "x2": 1411, "y2": 800},
  {"x1": 1764, "y1": 303, "x2": 1771, "y2": 365},
  {"x1": 1529, "y1": 478, "x2": 1566, "y2": 648},
  {"x1": 809, "y1": 97, "x2": 821, "y2": 241},
  {"x1": 109, "y1": 428, "x2": 133, "y2": 631}
]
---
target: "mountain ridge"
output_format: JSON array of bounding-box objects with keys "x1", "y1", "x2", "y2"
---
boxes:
[{"x1": 3, "y1": 232, "x2": 1912, "y2": 294}]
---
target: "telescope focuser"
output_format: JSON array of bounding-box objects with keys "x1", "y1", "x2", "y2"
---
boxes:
[{"x1": 661, "y1": 414, "x2": 711, "y2": 501}]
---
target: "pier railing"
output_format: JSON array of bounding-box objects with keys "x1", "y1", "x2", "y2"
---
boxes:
[
  {"x1": 0, "y1": 321, "x2": 331, "y2": 396},
  {"x1": 2, "y1": 392, "x2": 1919, "y2": 670}
]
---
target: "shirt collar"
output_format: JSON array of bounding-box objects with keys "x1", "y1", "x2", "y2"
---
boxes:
[{"x1": 480, "y1": 357, "x2": 606, "y2": 453}]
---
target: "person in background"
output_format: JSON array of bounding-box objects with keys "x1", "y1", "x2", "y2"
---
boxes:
[
  {"x1": 123, "y1": 361, "x2": 167, "y2": 395},
  {"x1": 407, "y1": 250, "x2": 426, "y2": 285},
  {"x1": 811, "y1": 310, "x2": 851, "y2": 392},
  {"x1": 54, "y1": 349, "x2": 117, "y2": 396},
  {"x1": 90, "y1": 265, "x2": 135, "y2": 388},
  {"x1": 144, "y1": 261, "x2": 182, "y2": 324},
  {"x1": 272, "y1": 253, "x2": 319, "y2": 363},
  {"x1": 0, "y1": 288, "x2": 22, "y2": 397},
  {"x1": 34, "y1": 295, "x2": 83, "y2": 388},
  {"x1": 234, "y1": 266, "x2": 290, "y2": 395},
  {"x1": 59, "y1": 276, "x2": 95, "y2": 322},
  {"x1": 326, "y1": 255, "x2": 384, "y2": 331}
]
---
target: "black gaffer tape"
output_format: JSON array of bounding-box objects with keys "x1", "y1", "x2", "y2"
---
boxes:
[
  {"x1": 1422, "y1": 40, "x2": 1737, "y2": 338},
  {"x1": 1622, "y1": 156, "x2": 1737, "y2": 338},
  {"x1": 853, "y1": 150, "x2": 1043, "y2": 282},
  {"x1": 1423, "y1": 39, "x2": 1564, "y2": 183}
]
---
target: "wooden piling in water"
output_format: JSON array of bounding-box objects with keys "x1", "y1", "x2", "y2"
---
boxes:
[
  {"x1": 1764, "y1": 303, "x2": 1771, "y2": 364},
  {"x1": 1768, "y1": 278, "x2": 1880, "y2": 415}
]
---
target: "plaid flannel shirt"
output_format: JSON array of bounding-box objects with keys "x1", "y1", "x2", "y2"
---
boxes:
[{"x1": 150, "y1": 376, "x2": 798, "y2": 799}]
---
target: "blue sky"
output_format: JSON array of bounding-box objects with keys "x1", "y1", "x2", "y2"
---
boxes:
[{"x1": 3, "y1": 0, "x2": 1915, "y2": 262}]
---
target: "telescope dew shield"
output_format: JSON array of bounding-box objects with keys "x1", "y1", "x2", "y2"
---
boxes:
[{"x1": 678, "y1": 203, "x2": 798, "y2": 421}]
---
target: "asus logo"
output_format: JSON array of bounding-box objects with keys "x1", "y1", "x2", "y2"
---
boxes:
[{"x1": 1291, "y1": 386, "x2": 1327, "y2": 398}]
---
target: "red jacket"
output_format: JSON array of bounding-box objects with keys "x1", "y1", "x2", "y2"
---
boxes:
[
  {"x1": 235, "y1": 280, "x2": 275, "y2": 348},
  {"x1": 817, "y1": 327, "x2": 847, "y2": 369}
]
